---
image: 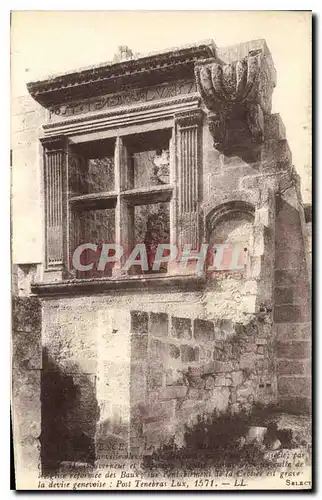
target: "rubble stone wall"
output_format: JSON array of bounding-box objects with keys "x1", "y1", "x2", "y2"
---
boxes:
[
  {"x1": 130, "y1": 309, "x2": 277, "y2": 454},
  {"x1": 41, "y1": 292, "x2": 277, "y2": 457}
]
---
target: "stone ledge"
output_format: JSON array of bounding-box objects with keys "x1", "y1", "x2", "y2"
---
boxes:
[{"x1": 31, "y1": 274, "x2": 206, "y2": 297}]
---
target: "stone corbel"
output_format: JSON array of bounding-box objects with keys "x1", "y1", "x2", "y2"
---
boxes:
[{"x1": 195, "y1": 49, "x2": 275, "y2": 150}]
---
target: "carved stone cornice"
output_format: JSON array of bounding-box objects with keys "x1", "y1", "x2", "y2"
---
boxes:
[
  {"x1": 195, "y1": 47, "x2": 276, "y2": 150},
  {"x1": 27, "y1": 41, "x2": 216, "y2": 107}
]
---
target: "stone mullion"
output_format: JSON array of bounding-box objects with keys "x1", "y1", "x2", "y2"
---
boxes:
[
  {"x1": 113, "y1": 136, "x2": 123, "y2": 276},
  {"x1": 115, "y1": 137, "x2": 132, "y2": 276}
]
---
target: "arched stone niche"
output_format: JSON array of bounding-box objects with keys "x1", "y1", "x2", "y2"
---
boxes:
[{"x1": 206, "y1": 201, "x2": 255, "y2": 273}]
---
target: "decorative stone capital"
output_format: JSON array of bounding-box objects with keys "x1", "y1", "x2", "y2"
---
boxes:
[
  {"x1": 174, "y1": 109, "x2": 203, "y2": 128},
  {"x1": 195, "y1": 48, "x2": 275, "y2": 150}
]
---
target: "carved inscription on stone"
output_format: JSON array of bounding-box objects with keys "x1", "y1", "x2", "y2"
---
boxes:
[{"x1": 48, "y1": 80, "x2": 197, "y2": 120}]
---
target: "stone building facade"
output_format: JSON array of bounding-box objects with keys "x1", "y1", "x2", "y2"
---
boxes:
[{"x1": 11, "y1": 39, "x2": 311, "y2": 480}]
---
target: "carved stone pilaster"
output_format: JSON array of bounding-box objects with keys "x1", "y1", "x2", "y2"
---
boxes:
[
  {"x1": 175, "y1": 110, "x2": 203, "y2": 250},
  {"x1": 195, "y1": 48, "x2": 275, "y2": 150},
  {"x1": 41, "y1": 136, "x2": 68, "y2": 281}
]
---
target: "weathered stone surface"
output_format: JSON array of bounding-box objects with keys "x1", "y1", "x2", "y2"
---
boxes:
[
  {"x1": 138, "y1": 400, "x2": 176, "y2": 424},
  {"x1": 157, "y1": 385, "x2": 188, "y2": 401},
  {"x1": 275, "y1": 287, "x2": 297, "y2": 305},
  {"x1": 131, "y1": 311, "x2": 148, "y2": 333},
  {"x1": 231, "y1": 371, "x2": 243, "y2": 386},
  {"x1": 277, "y1": 377, "x2": 311, "y2": 398},
  {"x1": 172, "y1": 317, "x2": 192, "y2": 339},
  {"x1": 150, "y1": 339, "x2": 167, "y2": 360},
  {"x1": 206, "y1": 387, "x2": 230, "y2": 413},
  {"x1": 178, "y1": 400, "x2": 207, "y2": 427},
  {"x1": 256, "y1": 338, "x2": 268, "y2": 345},
  {"x1": 131, "y1": 335, "x2": 148, "y2": 361},
  {"x1": 277, "y1": 341, "x2": 310, "y2": 359},
  {"x1": 204, "y1": 375, "x2": 216, "y2": 390},
  {"x1": 276, "y1": 322, "x2": 311, "y2": 340},
  {"x1": 12, "y1": 296, "x2": 41, "y2": 333},
  {"x1": 237, "y1": 386, "x2": 252, "y2": 400},
  {"x1": 194, "y1": 319, "x2": 215, "y2": 342},
  {"x1": 181, "y1": 345, "x2": 199, "y2": 362},
  {"x1": 274, "y1": 305, "x2": 309, "y2": 323},
  {"x1": 277, "y1": 360, "x2": 305, "y2": 375},
  {"x1": 213, "y1": 361, "x2": 234, "y2": 373},
  {"x1": 202, "y1": 361, "x2": 216, "y2": 375},
  {"x1": 168, "y1": 344, "x2": 180, "y2": 359},
  {"x1": 149, "y1": 369, "x2": 163, "y2": 388},
  {"x1": 275, "y1": 269, "x2": 300, "y2": 287},
  {"x1": 214, "y1": 375, "x2": 226, "y2": 387},
  {"x1": 240, "y1": 352, "x2": 257, "y2": 370},
  {"x1": 150, "y1": 312, "x2": 168, "y2": 337},
  {"x1": 166, "y1": 369, "x2": 184, "y2": 386},
  {"x1": 131, "y1": 363, "x2": 147, "y2": 402},
  {"x1": 244, "y1": 343, "x2": 257, "y2": 353},
  {"x1": 187, "y1": 388, "x2": 204, "y2": 400},
  {"x1": 264, "y1": 113, "x2": 286, "y2": 140}
]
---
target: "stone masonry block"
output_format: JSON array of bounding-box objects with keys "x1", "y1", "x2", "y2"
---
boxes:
[
  {"x1": 171, "y1": 317, "x2": 192, "y2": 340},
  {"x1": 194, "y1": 319, "x2": 215, "y2": 342},
  {"x1": 149, "y1": 370, "x2": 163, "y2": 389},
  {"x1": 168, "y1": 344, "x2": 180, "y2": 359},
  {"x1": 275, "y1": 287, "x2": 297, "y2": 305},
  {"x1": 131, "y1": 311, "x2": 148, "y2": 334},
  {"x1": 276, "y1": 323, "x2": 311, "y2": 340},
  {"x1": 150, "y1": 339, "x2": 167, "y2": 361},
  {"x1": 231, "y1": 371, "x2": 243, "y2": 386},
  {"x1": 181, "y1": 345, "x2": 199, "y2": 363},
  {"x1": 150, "y1": 312, "x2": 168, "y2": 337},
  {"x1": 138, "y1": 400, "x2": 176, "y2": 424},
  {"x1": 212, "y1": 361, "x2": 234, "y2": 373},
  {"x1": 202, "y1": 361, "x2": 216, "y2": 375},
  {"x1": 130, "y1": 363, "x2": 147, "y2": 402},
  {"x1": 166, "y1": 369, "x2": 184, "y2": 386},
  {"x1": 157, "y1": 385, "x2": 188, "y2": 401},
  {"x1": 277, "y1": 377, "x2": 311, "y2": 398},
  {"x1": 240, "y1": 352, "x2": 257, "y2": 370},
  {"x1": 131, "y1": 335, "x2": 148, "y2": 362},
  {"x1": 275, "y1": 269, "x2": 301, "y2": 287},
  {"x1": 214, "y1": 376, "x2": 226, "y2": 386},
  {"x1": 277, "y1": 360, "x2": 305, "y2": 375},
  {"x1": 276, "y1": 341, "x2": 310, "y2": 359},
  {"x1": 12, "y1": 296, "x2": 42, "y2": 333},
  {"x1": 274, "y1": 305, "x2": 309, "y2": 323}
]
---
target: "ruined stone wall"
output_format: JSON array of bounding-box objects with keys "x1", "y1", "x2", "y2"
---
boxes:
[
  {"x1": 11, "y1": 40, "x2": 311, "y2": 471},
  {"x1": 12, "y1": 296, "x2": 42, "y2": 487},
  {"x1": 41, "y1": 290, "x2": 277, "y2": 458},
  {"x1": 130, "y1": 309, "x2": 276, "y2": 454},
  {"x1": 274, "y1": 190, "x2": 311, "y2": 413}
]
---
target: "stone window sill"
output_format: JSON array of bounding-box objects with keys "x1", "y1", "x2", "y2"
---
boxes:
[{"x1": 31, "y1": 273, "x2": 206, "y2": 296}]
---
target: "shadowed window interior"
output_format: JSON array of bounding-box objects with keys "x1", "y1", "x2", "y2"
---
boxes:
[
  {"x1": 124, "y1": 130, "x2": 171, "y2": 190},
  {"x1": 68, "y1": 129, "x2": 173, "y2": 278}
]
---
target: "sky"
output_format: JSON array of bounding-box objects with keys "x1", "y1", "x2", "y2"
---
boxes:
[{"x1": 10, "y1": 10, "x2": 312, "y2": 201}]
